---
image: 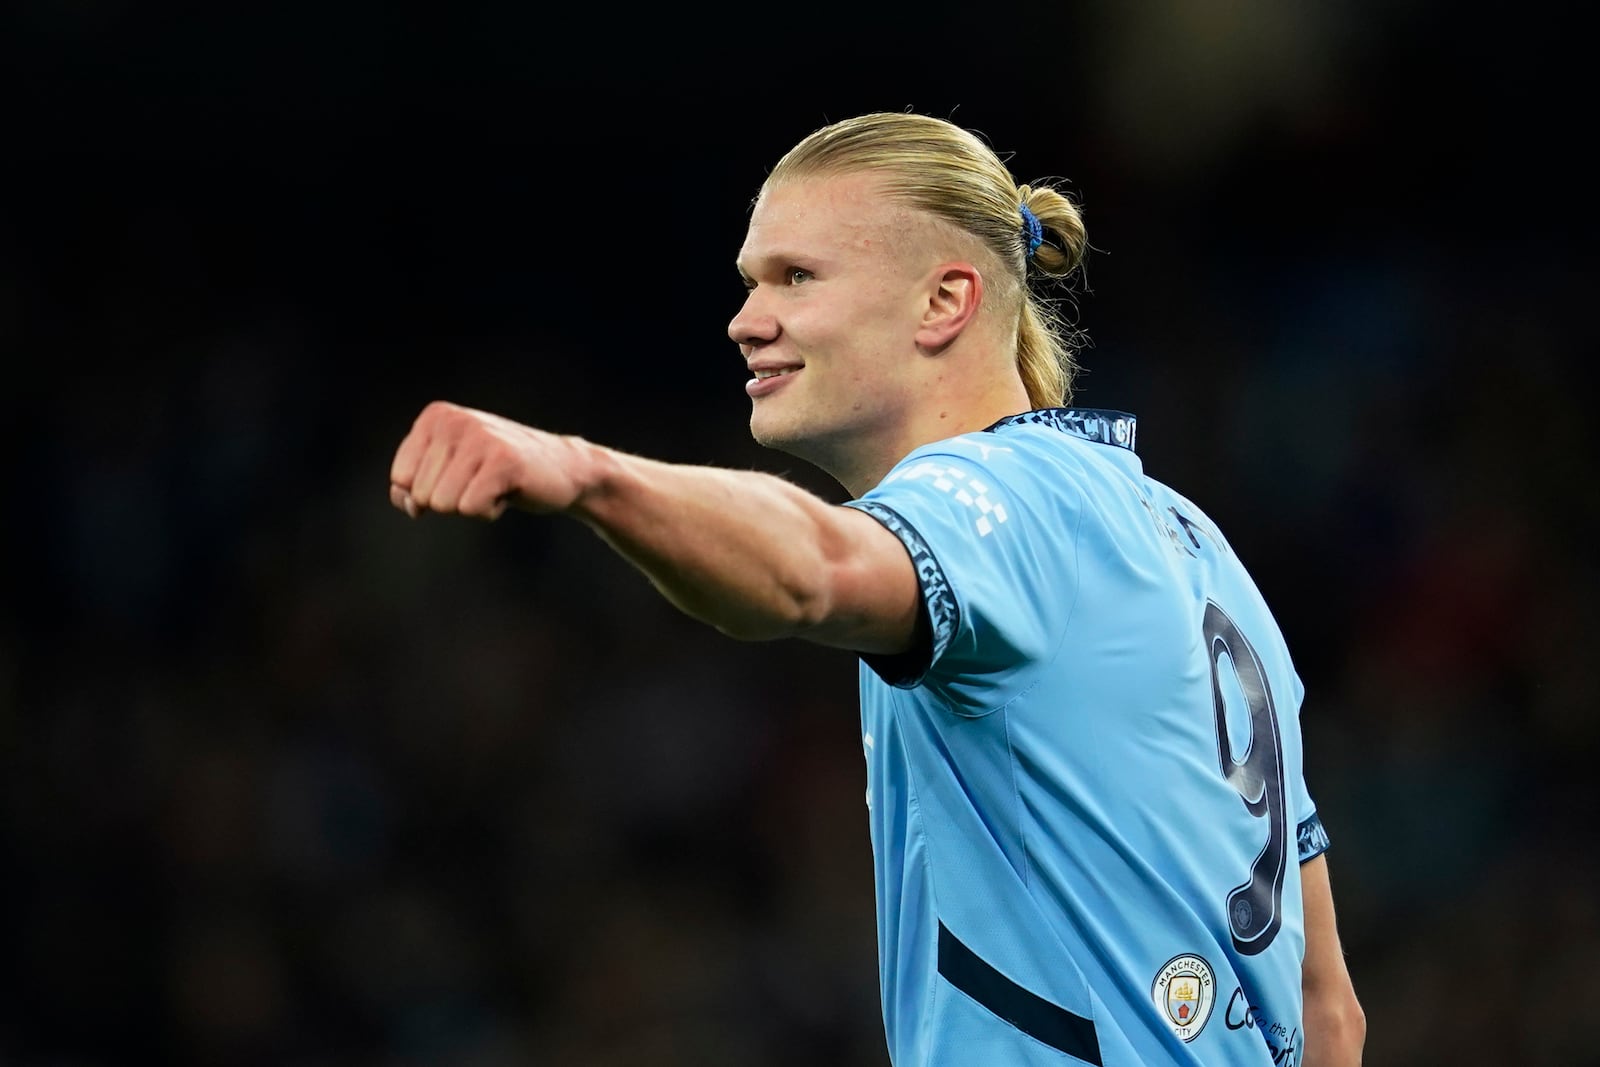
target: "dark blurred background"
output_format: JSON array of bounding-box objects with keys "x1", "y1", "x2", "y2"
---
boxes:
[{"x1": 3, "y1": 2, "x2": 1593, "y2": 1064}]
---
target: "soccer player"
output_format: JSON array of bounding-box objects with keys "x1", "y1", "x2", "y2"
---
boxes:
[{"x1": 388, "y1": 111, "x2": 1366, "y2": 1066}]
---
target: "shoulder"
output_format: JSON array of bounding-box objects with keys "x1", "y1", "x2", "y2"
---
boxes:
[
  {"x1": 876, "y1": 427, "x2": 1088, "y2": 493},
  {"x1": 861, "y1": 433, "x2": 1052, "y2": 527}
]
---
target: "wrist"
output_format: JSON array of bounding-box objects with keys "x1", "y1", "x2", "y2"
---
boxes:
[{"x1": 561, "y1": 434, "x2": 622, "y2": 518}]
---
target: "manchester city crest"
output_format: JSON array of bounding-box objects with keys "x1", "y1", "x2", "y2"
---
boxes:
[{"x1": 1151, "y1": 954, "x2": 1216, "y2": 1042}]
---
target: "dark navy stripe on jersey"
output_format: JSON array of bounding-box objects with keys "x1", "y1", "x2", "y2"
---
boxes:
[{"x1": 937, "y1": 922, "x2": 1103, "y2": 1065}]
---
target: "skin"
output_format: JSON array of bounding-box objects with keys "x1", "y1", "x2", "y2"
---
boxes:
[
  {"x1": 1300, "y1": 855, "x2": 1367, "y2": 1066},
  {"x1": 388, "y1": 169, "x2": 1365, "y2": 1060},
  {"x1": 389, "y1": 172, "x2": 1028, "y2": 651},
  {"x1": 731, "y1": 173, "x2": 1030, "y2": 495}
]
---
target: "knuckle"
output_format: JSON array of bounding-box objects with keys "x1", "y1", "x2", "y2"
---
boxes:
[
  {"x1": 483, "y1": 439, "x2": 514, "y2": 467},
  {"x1": 417, "y1": 399, "x2": 458, "y2": 429}
]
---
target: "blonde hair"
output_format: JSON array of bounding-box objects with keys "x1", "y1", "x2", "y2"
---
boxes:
[{"x1": 764, "y1": 111, "x2": 1089, "y2": 408}]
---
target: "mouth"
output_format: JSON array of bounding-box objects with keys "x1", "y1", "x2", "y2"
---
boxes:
[{"x1": 746, "y1": 365, "x2": 803, "y2": 398}]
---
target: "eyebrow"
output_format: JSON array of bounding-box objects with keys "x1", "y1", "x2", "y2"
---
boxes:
[{"x1": 736, "y1": 248, "x2": 825, "y2": 280}]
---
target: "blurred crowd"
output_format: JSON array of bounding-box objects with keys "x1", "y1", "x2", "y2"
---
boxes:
[{"x1": 5, "y1": 3, "x2": 1591, "y2": 1065}]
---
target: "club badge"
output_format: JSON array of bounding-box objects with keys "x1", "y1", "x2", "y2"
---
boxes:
[{"x1": 1151, "y1": 954, "x2": 1216, "y2": 1042}]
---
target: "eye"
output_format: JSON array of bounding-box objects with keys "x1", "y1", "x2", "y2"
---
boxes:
[{"x1": 787, "y1": 267, "x2": 813, "y2": 285}]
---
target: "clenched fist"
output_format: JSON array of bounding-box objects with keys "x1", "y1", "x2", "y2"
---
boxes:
[{"x1": 389, "y1": 401, "x2": 595, "y2": 520}]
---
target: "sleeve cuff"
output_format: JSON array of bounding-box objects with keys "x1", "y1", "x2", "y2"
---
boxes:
[
  {"x1": 1296, "y1": 812, "x2": 1331, "y2": 863},
  {"x1": 843, "y1": 499, "x2": 958, "y2": 688}
]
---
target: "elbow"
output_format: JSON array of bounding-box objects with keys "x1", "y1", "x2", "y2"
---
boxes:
[
  {"x1": 725, "y1": 583, "x2": 838, "y2": 644},
  {"x1": 708, "y1": 585, "x2": 823, "y2": 644},
  {"x1": 731, "y1": 556, "x2": 840, "y2": 642},
  {"x1": 711, "y1": 614, "x2": 803, "y2": 643},
  {"x1": 1306, "y1": 992, "x2": 1367, "y2": 1065},
  {"x1": 1331, "y1": 1000, "x2": 1367, "y2": 1059},
  {"x1": 1344, "y1": 998, "x2": 1368, "y2": 1056},
  {"x1": 704, "y1": 526, "x2": 878, "y2": 646}
]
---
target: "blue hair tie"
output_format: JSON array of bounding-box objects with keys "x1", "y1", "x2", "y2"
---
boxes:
[{"x1": 1019, "y1": 203, "x2": 1044, "y2": 259}]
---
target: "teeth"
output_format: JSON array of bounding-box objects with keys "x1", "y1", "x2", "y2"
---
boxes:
[{"x1": 754, "y1": 367, "x2": 799, "y2": 380}]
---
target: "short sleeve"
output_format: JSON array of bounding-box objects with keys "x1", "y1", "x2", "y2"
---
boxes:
[
  {"x1": 1283, "y1": 672, "x2": 1331, "y2": 862},
  {"x1": 844, "y1": 450, "x2": 1083, "y2": 713}
]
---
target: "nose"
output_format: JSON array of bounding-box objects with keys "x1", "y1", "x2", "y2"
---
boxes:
[{"x1": 728, "y1": 289, "x2": 779, "y2": 350}]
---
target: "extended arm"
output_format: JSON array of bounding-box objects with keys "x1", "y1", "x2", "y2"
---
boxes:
[
  {"x1": 1300, "y1": 853, "x2": 1366, "y2": 1067},
  {"x1": 388, "y1": 401, "x2": 921, "y2": 653}
]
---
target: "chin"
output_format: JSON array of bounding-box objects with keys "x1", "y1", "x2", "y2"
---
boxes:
[
  {"x1": 750, "y1": 409, "x2": 819, "y2": 458},
  {"x1": 749, "y1": 416, "x2": 799, "y2": 453}
]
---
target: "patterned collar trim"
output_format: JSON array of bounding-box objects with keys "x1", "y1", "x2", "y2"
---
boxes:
[{"x1": 985, "y1": 407, "x2": 1139, "y2": 453}]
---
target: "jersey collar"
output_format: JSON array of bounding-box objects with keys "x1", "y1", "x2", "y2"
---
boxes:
[{"x1": 985, "y1": 407, "x2": 1139, "y2": 453}]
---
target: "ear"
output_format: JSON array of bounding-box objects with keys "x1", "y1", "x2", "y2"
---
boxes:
[{"x1": 914, "y1": 262, "x2": 983, "y2": 352}]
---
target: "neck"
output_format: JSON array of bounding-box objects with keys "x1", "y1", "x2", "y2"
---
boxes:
[{"x1": 827, "y1": 378, "x2": 1032, "y2": 497}]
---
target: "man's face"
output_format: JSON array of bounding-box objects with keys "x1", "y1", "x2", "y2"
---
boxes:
[{"x1": 730, "y1": 173, "x2": 932, "y2": 471}]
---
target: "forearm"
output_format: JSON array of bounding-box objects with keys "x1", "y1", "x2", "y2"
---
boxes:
[
  {"x1": 388, "y1": 402, "x2": 918, "y2": 651},
  {"x1": 1299, "y1": 855, "x2": 1365, "y2": 1067},
  {"x1": 566, "y1": 439, "x2": 909, "y2": 649}
]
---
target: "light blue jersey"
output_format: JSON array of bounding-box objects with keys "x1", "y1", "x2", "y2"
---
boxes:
[{"x1": 843, "y1": 409, "x2": 1329, "y2": 1067}]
